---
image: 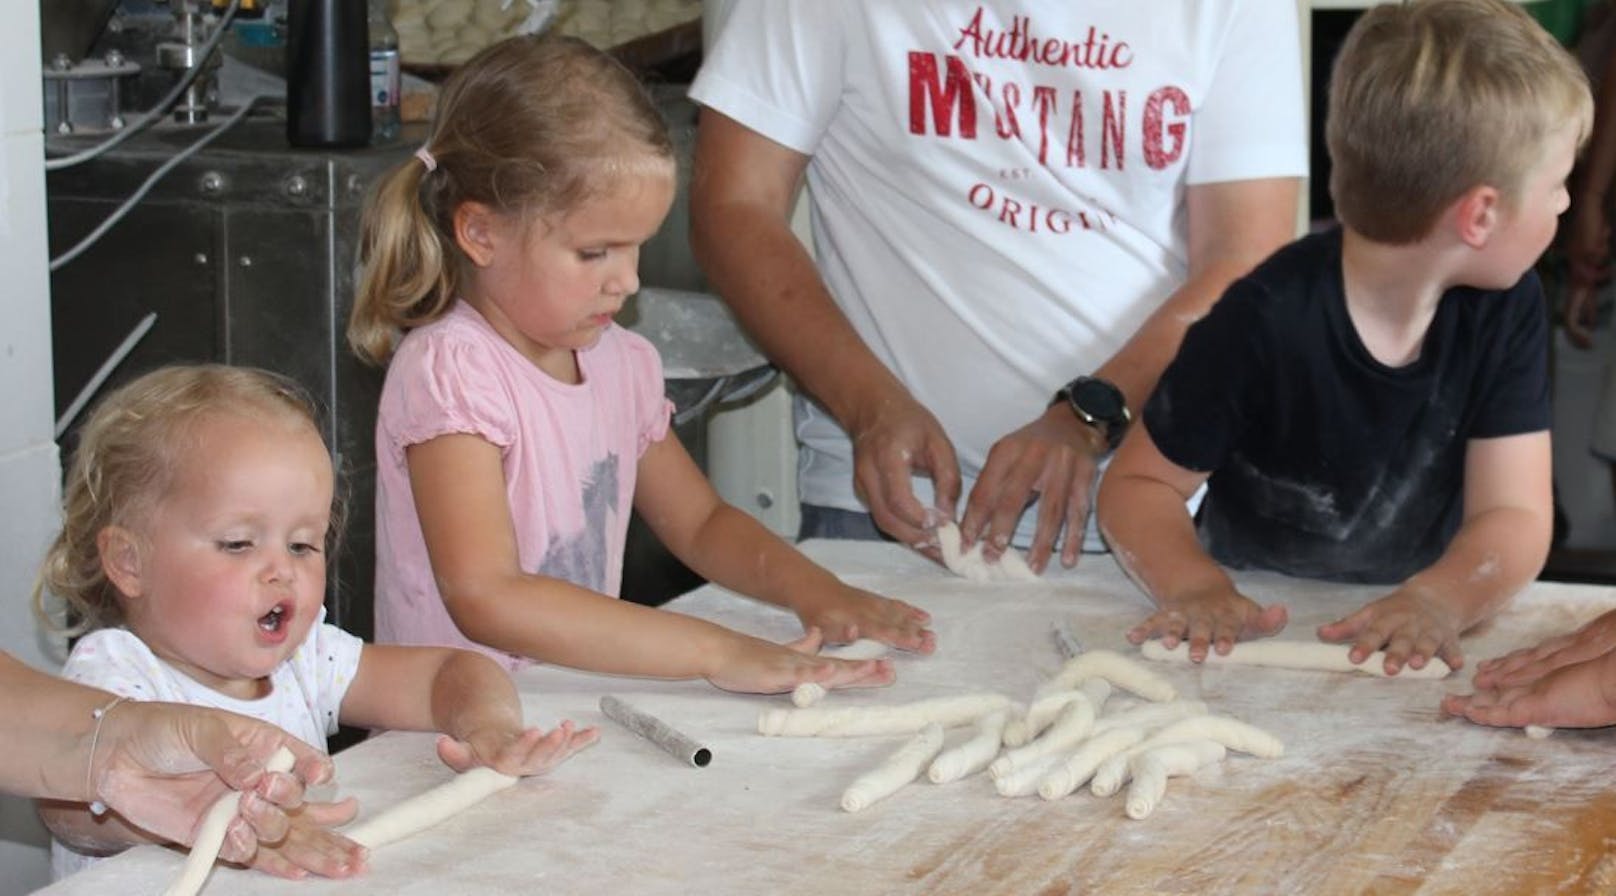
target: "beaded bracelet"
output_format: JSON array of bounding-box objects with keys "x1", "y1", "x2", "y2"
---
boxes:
[{"x1": 86, "y1": 695, "x2": 131, "y2": 815}]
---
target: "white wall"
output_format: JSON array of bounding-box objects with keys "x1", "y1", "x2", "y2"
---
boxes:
[{"x1": 1, "y1": 0, "x2": 65, "y2": 891}]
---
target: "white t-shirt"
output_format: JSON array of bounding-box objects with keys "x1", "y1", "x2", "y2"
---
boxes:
[
  {"x1": 51, "y1": 610, "x2": 363, "y2": 879},
  {"x1": 690, "y1": 0, "x2": 1308, "y2": 543}
]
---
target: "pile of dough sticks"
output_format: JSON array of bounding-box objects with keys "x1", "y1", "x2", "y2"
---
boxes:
[{"x1": 757, "y1": 649, "x2": 1283, "y2": 820}]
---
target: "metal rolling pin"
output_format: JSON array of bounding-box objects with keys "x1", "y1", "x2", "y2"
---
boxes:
[{"x1": 599, "y1": 696, "x2": 713, "y2": 768}]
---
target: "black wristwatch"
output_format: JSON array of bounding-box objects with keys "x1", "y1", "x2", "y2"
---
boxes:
[{"x1": 1053, "y1": 376, "x2": 1132, "y2": 452}]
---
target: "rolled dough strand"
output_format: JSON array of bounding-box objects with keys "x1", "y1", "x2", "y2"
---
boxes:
[
  {"x1": 1088, "y1": 699, "x2": 1209, "y2": 739},
  {"x1": 1090, "y1": 714, "x2": 1280, "y2": 798},
  {"x1": 993, "y1": 755, "x2": 1063, "y2": 797},
  {"x1": 928, "y1": 709, "x2": 1009, "y2": 784},
  {"x1": 791, "y1": 639, "x2": 890, "y2": 707},
  {"x1": 1047, "y1": 649, "x2": 1177, "y2": 702},
  {"x1": 1525, "y1": 725, "x2": 1555, "y2": 739},
  {"x1": 990, "y1": 695, "x2": 1097, "y2": 780},
  {"x1": 342, "y1": 766, "x2": 517, "y2": 848},
  {"x1": 841, "y1": 723, "x2": 946, "y2": 812},
  {"x1": 935, "y1": 522, "x2": 1040, "y2": 583},
  {"x1": 1124, "y1": 740, "x2": 1228, "y2": 820},
  {"x1": 1140, "y1": 639, "x2": 1453, "y2": 679},
  {"x1": 1003, "y1": 689, "x2": 1081, "y2": 747},
  {"x1": 758, "y1": 693, "x2": 1012, "y2": 737},
  {"x1": 1037, "y1": 727, "x2": 1145, "y2": 800},
  {"x1": 163, "y1": 746, "x2": 297, "y2": 896}
]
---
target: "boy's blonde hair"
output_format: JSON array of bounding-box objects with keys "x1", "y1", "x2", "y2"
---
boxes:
[
  {"x1": 348, "y1": 34, "x2": 675, "y2": 365},
  {"x1": 33, "y1": 365, "x2": 332, "y2": 635},
  {"x1": 1327, "y1": 0, "x2": 1593, "y2": 244}
]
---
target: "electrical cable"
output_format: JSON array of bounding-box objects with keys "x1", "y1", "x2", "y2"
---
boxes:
[
  {"x1": 50, "y1": 94, "x2": 267, "y2": 272},
  {"x1": 44, "y1": 0, "x2": 242, "y2": 171}
]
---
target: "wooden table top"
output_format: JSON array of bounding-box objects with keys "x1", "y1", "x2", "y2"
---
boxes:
[{"x1": 41, "y1": 540, "x2": 1616, "y2": 896}]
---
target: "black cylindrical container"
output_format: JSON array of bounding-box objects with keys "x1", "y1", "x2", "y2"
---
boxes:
[{"x1": 286, "y1": 0, "x2": 371, "y2": 148}]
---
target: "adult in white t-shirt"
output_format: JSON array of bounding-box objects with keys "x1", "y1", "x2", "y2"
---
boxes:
[{"x1": 689, "y1": 1, "x2": 1307, "y2": 572}]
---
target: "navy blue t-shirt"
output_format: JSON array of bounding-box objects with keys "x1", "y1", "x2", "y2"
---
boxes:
[{"x1": 1142, "y1": 228, "x2": 1550, "y2": 584}]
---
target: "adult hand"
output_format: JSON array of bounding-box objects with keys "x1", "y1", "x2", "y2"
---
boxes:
[
  {"x1": 1564, "y1": 284, "x2": 1600, "y2": 350},
  {"x1": 962, "y1": 404, "x2": 1102, "y2": 574},
  {"x1": 1473, "y1": 608, "x2": 1616, "y2": 691},
  {"x1": 95, "y1": 701, "x2": 336, "y2": 864},
  {"x1": 1125, "y1": 583, "x2": 1288, "y2": 662},
  {"x1": 1317, "y1": 585, "x2": 1463, "y2": 676},
  {"x1": 1443, "y1": 648, "x2": 1616, "y2": 731},
  {"x1": 846, "y1": 390, "x2": 960, "y2": 553},
  {"x1": 1565, "y1": 200, "x2": 1612, "y2": 292}
]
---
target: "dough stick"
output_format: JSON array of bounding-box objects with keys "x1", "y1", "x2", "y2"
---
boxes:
[
  {"x1": 1048, "y1": 649, "x2": 1177, "y2": 702},
  {"x1": 991, "y1": 696, "x2": 1097, "y2": 779},
  {"x1": 1004, "y1": 678, "x2": 1112, "y2": 747},
  {"x1": 1089, "y1": 699, "x2": 1209, "y2": 738},
  {"x1": 1090, "y1": 714, "x2": 1281, "y2": 797},
  {"x1": 935, "y1": 522, "x2": 1040, "y2": 583},
  {"x1": 163, "y1": 746, "x2": 296, "y2": 896},
  {"x1": 343, "y1": 767, "x2": 517, "y2": 848},
  {"x1": 1124, "y1": 740, "x2": 1227, "y2": 820},
  {"x1": 791, "y1": 639, "x2": 890, "y2": 707},
  {"x1": 600, "y1": 696, "x2": 712, "y2": 767},
  {"x1": 1140, "y1": 639, "x2": 1453, "y2": 679},
  {"x1": 928, "y1": 709, "x2": 1008, "y2": 783},
  {"x1": 841, "y1": 723, "x2": 946, "y2": 812},
  {"x1": 758, "y1": 693, "x2": 1012, "y2": 737},
  {"x1": 1525, "y1": 725, "x2": 1555, "y2": 739},
  {"x1": 1038, "y1": 727, "x2": 1145, "y2": 800},
  {"x1": 993, "y1": 756, "x2": 1061, "y2": 797}
]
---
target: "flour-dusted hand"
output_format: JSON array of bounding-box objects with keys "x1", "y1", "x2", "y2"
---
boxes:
[
  {"x1": 247, "y1": 795, "x2": 366, "y2": 880},
  {"x1": 1317, "y1": 586, "x2": 1463, "y2": 676},
  {"x1": 435, "y1": 719, "x2": 600, "y2": 779},
  {"x1": 791, "y1": 583, "x2": 935, "y2": 655},
  {"x1": 706, "y1": 627, "x2": 896, "y2": 695},
  {"x1": 1474, "y1": 608, "x2": 1616, "y2": 691},
  {"x1": 962, "y1": 403, "x2": 1102, "y2": 574},
  {"x1": 1444, "y1": 648, "x2": 1616, "y2": 731},
  {"x1": 1125, "y1": 583, "x2": 1288, "y2": 662},
  {"x1": 847, "y1": 388, "x2": 961, "y2": 551}
]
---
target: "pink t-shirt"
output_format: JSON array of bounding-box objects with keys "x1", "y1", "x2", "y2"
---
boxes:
[{"x1": 373, "y1": 301, "x2": 673, "y2": 669}]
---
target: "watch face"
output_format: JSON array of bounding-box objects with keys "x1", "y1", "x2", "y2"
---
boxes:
[{"x1": 1071, "y1": 378, "x2": 1125, "y2": 421}]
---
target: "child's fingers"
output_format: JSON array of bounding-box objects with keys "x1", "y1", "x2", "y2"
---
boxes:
[
  {"x1": 821, "y1": 658, "x2": 895, "y2": 691},
  {"x1": 297, "y1": 796, "x2": 361, "y2": 828},
  {"x1": 234, "y1": 790, "x2": 291, "y2": 850},
  {"x1": 254, "y1": 827, "x2": 366, "y2": 880},
  {"x1": 251, "y1": 847, "x2": 313, "y2": 880},
  {"x1": 784, "y1": 627, "x2": 826, "y2": 656}
]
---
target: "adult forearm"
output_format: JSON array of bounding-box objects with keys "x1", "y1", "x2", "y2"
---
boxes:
[
  {"x1": 0, "y1": 654, "x2": 114, "y2": 801},
  {"x1": 692, "y1": 202, "x2": 909, "y2": 431},
  {"x1": 1405, "y1": 506, "x2": 1551, "y2": 632},
  {"x1": 1576, "y1": 49, "x2": 1616, "y2": 206}
]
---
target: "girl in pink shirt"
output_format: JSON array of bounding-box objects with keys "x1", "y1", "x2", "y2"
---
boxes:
[{"x1": 349, "y1": 35, "x2": 934, "y2": 694}]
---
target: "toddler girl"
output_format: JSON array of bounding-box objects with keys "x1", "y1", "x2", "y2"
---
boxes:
[
  {"x1": 349, "y1": 35, "x2": 934, "y2": 693},
  {"x1": 34, "y1": 365, "x2": 596, "y2": 880}
]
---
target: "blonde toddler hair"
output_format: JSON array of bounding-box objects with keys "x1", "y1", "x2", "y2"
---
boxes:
[
  {"x1": 33, "y1": 364, "x2": 331, "y2": 635},
  {"x1": 1327, "y1": 0, "x2": 1594, "y2": 243},
  {"x1": 348, "y1": 34, "x2": 675, "y2": 365}
]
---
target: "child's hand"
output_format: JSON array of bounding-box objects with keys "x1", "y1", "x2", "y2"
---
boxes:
[
  {"x1": 247, "y1": 796, "x2": 367, "y2": 880},
  {"x1": 1124, "y1": 584, "x2": 1288, "y2": 662},
  {"x1": 1473, "y1": 608, "x2": 1616, "y2": 691},
  {"x1": 1317, "y1": 586, "x2": 1462, "y2": 675},
  {"x1": 1443, "y1": 649, "x2": 1616, "y2": 730},
  {"x1": 705, "y1": 628, "x2": 896, "y2": 694},
  {"x1": 434, "y1": 720, "x2": 600, "y2": 778},
  {"x1": 793, "y1": 585, "x2": 937, "y2": 654}
]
